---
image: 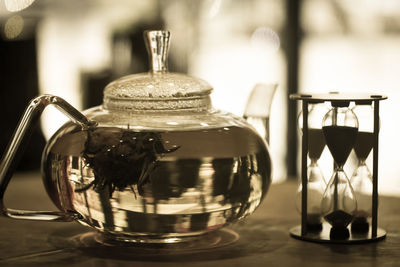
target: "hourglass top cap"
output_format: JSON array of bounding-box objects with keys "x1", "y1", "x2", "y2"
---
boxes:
[
  {"x1": 290, "y1": 92, "x2": 387, "y2": 102},
  {"x1": 331, "y1": 100, "x2": 350, "y2": 107}
]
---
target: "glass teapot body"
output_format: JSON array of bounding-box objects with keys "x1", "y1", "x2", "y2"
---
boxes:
[{"x1": 42, "y1": 105, "x2": 271, "y2": 241}]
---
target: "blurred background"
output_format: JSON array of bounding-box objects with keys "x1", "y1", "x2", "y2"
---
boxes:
[{"x1": 1, "y1": 0, "x2": 400, "y2": 195}]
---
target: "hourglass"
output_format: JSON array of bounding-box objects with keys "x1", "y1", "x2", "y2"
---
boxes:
[
  {"x1": 295, "y1": 101, "x2": 328, "y2": 231},
  {"x1": 289, "y1": 93, "x2": 387, "y2": 243},
  {"x1": 320, "y1": 101, "x2": 358, "y2": 239},
  {"x1": 350, "y1": 101, "x2": 374, "y2": 233}
]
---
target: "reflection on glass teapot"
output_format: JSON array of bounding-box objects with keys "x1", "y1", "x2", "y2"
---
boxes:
[{"x1": 0, "y1": 31, "x2": 273, "y2": 243}]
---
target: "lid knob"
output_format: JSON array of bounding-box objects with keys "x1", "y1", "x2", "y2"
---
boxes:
[{"x1": 144, "y1": 30, "x2": 170, "y2": 73}]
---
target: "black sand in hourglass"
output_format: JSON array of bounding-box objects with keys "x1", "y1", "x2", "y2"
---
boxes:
[
  {"x1": 354, "y1": 132, "x2": 374, "y2": 160},
  {"x1": 323, "y1": 126, "x2": 358, "y2": 167},
  {"x1": 351, "y1": 131, "x2": 374, "y2": 234},
  {"x1": 307, "y1": 128, "x2": 326, "y2": 231},
  {"x1": 322, "y1": 125, "x2": 358, "y2": 239},
  {"x1": 308, "y1": 129, "x2": 326, "y2": 160}
]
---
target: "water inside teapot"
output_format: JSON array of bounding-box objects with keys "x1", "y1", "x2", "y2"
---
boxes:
[{"x1": 43, "y1": 124, "x2": 270, "y2": 241}]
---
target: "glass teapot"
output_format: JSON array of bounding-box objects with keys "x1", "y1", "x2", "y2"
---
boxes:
[{"x1": 0, "y1": 31, "x2": 272, "y2": 243}]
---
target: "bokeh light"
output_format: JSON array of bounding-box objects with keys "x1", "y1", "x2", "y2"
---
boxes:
[
  {"x1": 4, "y1": 15, "x2": 24, "y2": 39},
  {"x1": 5, "y1": 0, "x2": 35, "y2": 12}
]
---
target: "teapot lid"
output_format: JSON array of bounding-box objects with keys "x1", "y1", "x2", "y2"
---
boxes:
[{"x1": 103, "y1": 30, "x2": 213, "y2": 111}]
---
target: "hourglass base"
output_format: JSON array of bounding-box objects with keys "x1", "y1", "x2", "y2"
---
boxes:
[{"x1": 289, "y1": 223, "x2": 386, "y2": 244}]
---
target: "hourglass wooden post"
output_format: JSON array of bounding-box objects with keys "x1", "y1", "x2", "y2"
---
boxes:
[
  {"x1": 301, "y1": 100, "x2": 309, "y2": 236},
  {"x1": 372, "y1": 99, "x2": 379, "y2": 238},
  {"x1": 289, "y1": 93, "x2": 387, "y2": 244}
]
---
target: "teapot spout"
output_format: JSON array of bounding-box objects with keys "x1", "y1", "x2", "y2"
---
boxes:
[{"x1": 243, "y1": 83, "x2": 278, "y2": 143}]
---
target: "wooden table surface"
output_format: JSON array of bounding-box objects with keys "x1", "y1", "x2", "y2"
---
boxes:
[{"x1": 1, "y1": 172, "x2": 399, "y2": 267}]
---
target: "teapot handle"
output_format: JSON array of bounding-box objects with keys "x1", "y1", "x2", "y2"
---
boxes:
[{"x1": 0, "y1": 95, "x2": 96, "y2": 221}]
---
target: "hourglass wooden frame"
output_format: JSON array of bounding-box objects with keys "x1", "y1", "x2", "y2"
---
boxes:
[{"x1": 289, "y1": 93, "x2": 387, "y2": 244}]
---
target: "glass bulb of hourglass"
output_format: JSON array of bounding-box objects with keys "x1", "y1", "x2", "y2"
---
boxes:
[
  {"x1": 321, "y1": 170, "x2": 357, "y2": 228},
  {"x1": 351, "y1": 161, "x2": 372, "y2": 221},
  {"x1": 296, "y1": 102, "x2": 328, "y2": 231},
  {"x1": 295, "y1": 159, "x2": 326, "y2": 230},
  {"x1": 350, "y1": 102, "x2": 375, "y2": 233},
  {"x1": 321, "y1": 103, "x2": 358, "y2": 239},
  {"x1": 297, "y1": 102, "x2": 330, "y2": 131}
]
